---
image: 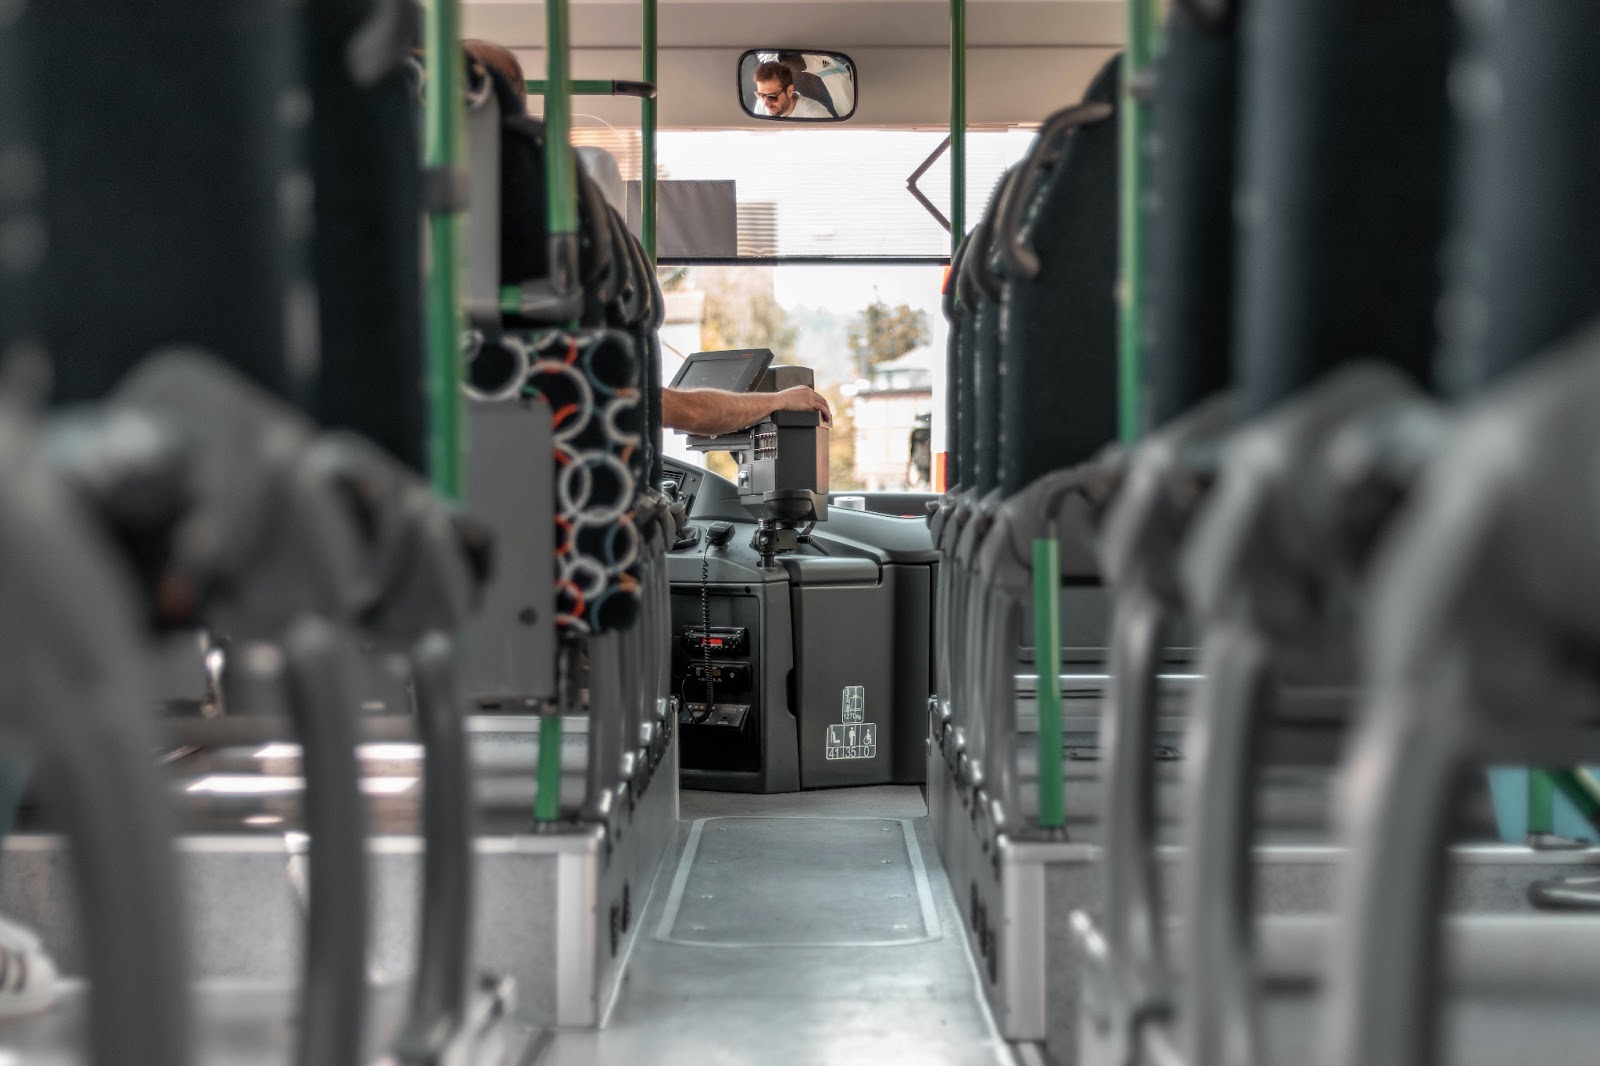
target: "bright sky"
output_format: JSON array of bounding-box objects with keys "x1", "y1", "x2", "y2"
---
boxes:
[
  {"x1": 656, "y1": 128, "x2": 1034, "y2": 262},
  {"x1": 773, "y1": 263, "x2": 946, "y2": 316}
]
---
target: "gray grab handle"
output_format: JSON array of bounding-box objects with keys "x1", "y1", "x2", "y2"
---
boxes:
[
  {"x1": 280, "y1": 618, "x2": 372, "y2": 1066},
  {"x1": 1176, "y1": 624, "x2": 1271, "y2": 1066},
  {"x1": 1099, "y1": 592, "x2": 1173, "y2": 1023},
  {"x1": 394, "y1": 631, "x2": 475, "y2": 1062},
  {"x1": 995, "y1": 102, "x2": 1115, "y2": 282}
]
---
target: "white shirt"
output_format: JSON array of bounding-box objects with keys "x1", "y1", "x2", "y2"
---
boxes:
[{"x1": 787, "y1": 93, "x2": 833, "y2": 120}]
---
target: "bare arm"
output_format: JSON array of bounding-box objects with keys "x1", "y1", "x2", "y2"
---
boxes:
[{"x1": 661, "y1": 386, "x2": 832, "y2": 437}]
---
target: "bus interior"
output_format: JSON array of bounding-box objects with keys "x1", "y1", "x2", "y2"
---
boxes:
[{"x1": 1, "y1": 0, "x2": 1599, "y2": 1064}]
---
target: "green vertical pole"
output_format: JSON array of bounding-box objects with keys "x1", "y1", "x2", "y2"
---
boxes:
[
  {"x1": 534, "y1": 713, "x2": 564, "y2": 821},
  {"x1": 950, "y1": 0, "x2": 966, "y2": 254},
  {"x1": 424, "y1": 0, "x2": 465, "y2": 498},
  {"x1": 1528, "y1": 769, "x2": 1556, "y2": 838},
  {"x1": 1118, "y1": 0, "x2": 1159, "y2": 445},
  {"x1": 641, "y1": 0, "x2": 658, "y2": 263},
  {"x1": 544, "y1": 0, "x2": 579, "y2": 313},
  {"x1": 535, "y1": 0, "x2": 577, "y2": 823},
  {"x1": 544, "y1": 1, "x2": 577, "y2": 237},
  {"x1": 1033, "y1": 538, "x2": 1065, "y2": 830}
]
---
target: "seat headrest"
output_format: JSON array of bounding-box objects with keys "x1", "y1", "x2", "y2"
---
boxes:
[
  {"x1": 470, "y1": 51, "x2": 525, "y2": 118},
  {"x1": 1083, "y1": 52, "x2": 1122, "y2": 108},
  {"x1": 578, "y1": 146, "x2": 627, "y2": 218}
]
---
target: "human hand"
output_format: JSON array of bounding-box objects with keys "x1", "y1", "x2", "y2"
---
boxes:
[{"x1": 772, "y1": 386, "x2": 833, "y2": 425}]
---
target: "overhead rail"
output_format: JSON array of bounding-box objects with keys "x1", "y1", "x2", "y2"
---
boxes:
[{"x1": 527, "y1": 79, "x2": 656, "y2": 98}]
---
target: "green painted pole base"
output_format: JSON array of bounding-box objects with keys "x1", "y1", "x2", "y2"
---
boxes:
[
  {"x1": 534, "y1": 714, "x2": 565, "y2": 822},
  {"x1": 1528, "y1": 768, "x2": 1556, "y2": 836}
]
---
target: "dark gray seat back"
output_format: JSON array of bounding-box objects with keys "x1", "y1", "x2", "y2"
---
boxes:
[
  {"x1": 1147, "y1": 6, "x2": 1240, "y2": 428},
  {"x1": 307, "y1": 0, "x2": 428, "y2": 472},
  {"x1": 1439, "y1": 1, "x2": 1600, "y2": 394},
  {"x1": 958, "y1": 168, "x2": 1017, "y2": 498},
  {"x1": 15, "y1": 1, "x2": 311, "y2": 408},
  {"x1": 995, "y1": 56, "x2": 1121, "y2": 497},
  {"x1": 1235, "y1": 0, "x2": 1457, "y2": 409},
  {"x1": 940, "y1": 237, "x2": 970, "y2": 490}
]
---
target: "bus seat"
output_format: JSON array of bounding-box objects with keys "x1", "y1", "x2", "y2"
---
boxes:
[
  {"x1": 457, "y1": 55, "x2": 646, "y2": 637},
  {"x1": 961, "y1": 167, "x2": 1016, "y2": 503},
  {"x1": 1324, "y1": 4, "x2": 1600, "y2": 1063},
  {"x1": 793, "y1": 69, "x2": 840, "y2": 118},
  {"x1": 14, "y1": 0, "x2": 310, "y2": 408},
  {"x1": 940, "y1": 235, "x2": 971, "y2": 493},
  {"x1": 953, "y1": 55, "x2": 1123, "y2": 837},
  {"x1": 995, "y1": 54, "x2": 1121, "y2": 497},
  {"x1": 1231, "y1": 4, "x2": 1452, "y2": 416},
  {"x1": 579, "y1": 145, "x2": 627, "y2": 217},
  {"x1": 954, "y1": 236, "x2": 981, "y2": 497},
  {"x1": 1436, "y1": 0, "x2": 1600, "y2": 396},
  {"x1": 465, "y1": 57, "x2": 616, "y2": 329},
  {"x1": 940, "y1": 167, "x2": 1016, "y2": 803},
  {"x1": 1158, "y1": 0, "x2": 1460, "y2": 1059},
  {"x1": 15, "y1": 7, "x2": 507, "y2": 1057},
  {"x1": 0, "y1": 27, "x2": 196, "y2": 1058},
  {"x1": 0, "y1": 407, "x2": 194, "y2": 1066},
  {"x1": 1146, "y1": 6, "x2": 1238, "y2": 431},
  {"x1": 457, "y1": 49, "x2": 668, "y2": 838},
  {"x1": 1089, "y1": 3, "x2": 1248, "y2": 1047},
  {"x1": 932, "y1": 57, "x2": 1122, "y2": 851},
  {"x1": 306, "y1": 0, "x2": 427, "y2": 473}
]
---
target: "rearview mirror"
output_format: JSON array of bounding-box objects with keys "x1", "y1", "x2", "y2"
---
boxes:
[{"x1": 738, "y1": 50, "x2": 857, "y2": 122}]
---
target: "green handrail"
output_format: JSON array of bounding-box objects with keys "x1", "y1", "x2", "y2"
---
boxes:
[
  {"x1": 1033, "y1": 537, "x2": 1065, "y2": 830},
  {"x1": 949, "y1": 0, "x2": 966, "y2": 255},
  {"x1": 1118, "y1": 0, "x2": 1159, "y2": 445},
  {"x1": 525, "y1": 79, "x2": 656, "y2": 98},
  {"x1": 642, "y1": 0, "x2": 658, "y2": 262},
  {"x1": 1528, "y1": 768, "x2": 1556, "y2": 838},
  {"x1": 544, "y1": 0, "x2": 579, "y2": 298},
  {"x1": 534, "y1": 714, "x2": 564, "y2": 822},
  {"x1": 535, "y1": 0, "x2": 578, "y2": 823},
  {"x1": 423, "y1": 0, "x2": 465, "y2": 498}
]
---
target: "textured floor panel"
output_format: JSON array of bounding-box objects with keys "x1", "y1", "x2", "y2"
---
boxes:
[
  {"x1": 661, "y1": 817, "x2": 935, "y2": 946},
  {"x1": 542, "y1": 791, "x2": 1011, "y2": 1066}
]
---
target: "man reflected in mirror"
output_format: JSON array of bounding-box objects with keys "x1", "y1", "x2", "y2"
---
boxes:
[{"x1": 752, "y1": 61, "x2": 832, "y2": 119}]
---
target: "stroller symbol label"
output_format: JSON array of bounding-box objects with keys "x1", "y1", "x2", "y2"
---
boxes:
[{"x1": 841, "y1": 685, "x2": 866, "y2": 723}]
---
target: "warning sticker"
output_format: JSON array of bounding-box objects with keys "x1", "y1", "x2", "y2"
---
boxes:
[
  {"x1": 841, "y1": 685, "x2": 866, "y2": 723},
  {"x1": 826, "y1": 722, "x2": 877, "y2": 761}
]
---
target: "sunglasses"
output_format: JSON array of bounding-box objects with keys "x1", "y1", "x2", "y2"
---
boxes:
[{"x1": 756, "y1": 90, "x2": 788, "y2": 103}]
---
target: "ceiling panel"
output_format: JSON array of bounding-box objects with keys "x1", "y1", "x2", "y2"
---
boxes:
[{"x1": 463, "y1": 1, "x2": 1125, "y2": 49}]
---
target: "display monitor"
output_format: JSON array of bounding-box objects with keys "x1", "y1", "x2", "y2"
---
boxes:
[{"x1": 668, "y1": 348, "x2": 774, "y2": 394}]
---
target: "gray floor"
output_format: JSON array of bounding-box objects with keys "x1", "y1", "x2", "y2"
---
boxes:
[
  {"x1": 540, "y1": 786, "x2": 1015, "y2": 1066},
  {"x1": 0, "y1": 978, "x2": 416, "y2": 1065}
]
